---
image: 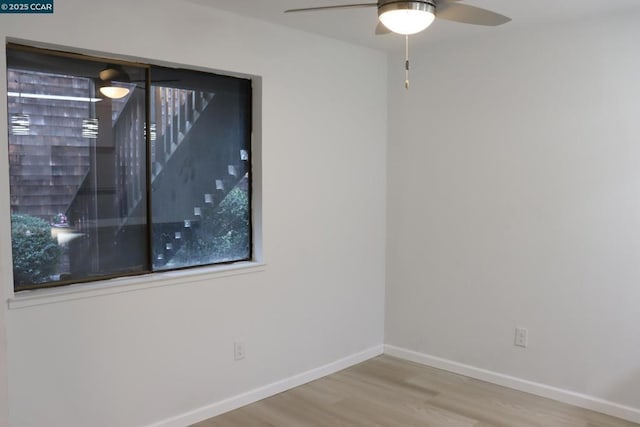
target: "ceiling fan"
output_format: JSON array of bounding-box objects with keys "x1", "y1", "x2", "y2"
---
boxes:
[
  {"x1": 285, "y1": 1, "x2": 511, "y2": 88},
  {"x1": 98, "y1": 65, "x2": 180, "y2": 100},
  {"x1": 285, "y1": 0, "x2": 511, "y2": 35},
  {"x1": 98, "y1": 65, "x2": 133, "y2": 99}
]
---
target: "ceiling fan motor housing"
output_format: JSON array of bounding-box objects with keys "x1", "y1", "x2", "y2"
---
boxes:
[
  {"x1": 377, "y1": 0, "x2": 436, "y2": 16},
  {"x1": 377, "y1": 0, "x2": 437, "y2": 35},
  {"x1": 99, "y1": 65, "x2": 130, "y2": 83}
]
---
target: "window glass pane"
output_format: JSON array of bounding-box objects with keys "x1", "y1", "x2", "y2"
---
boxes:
[
  {"x1": 149, "y1": 66, "x2": 252, "y2": 270},
  {"x1": 7, "y1": 47, "x2": 149, "y2": 290},
  {"x1": 6, "y1": 45, "x2": 254, "y2": 290}
]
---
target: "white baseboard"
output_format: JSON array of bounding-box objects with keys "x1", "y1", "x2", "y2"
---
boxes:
[
  {"x1": 384, "y1": 344, "x2": 640, "y2": 424},
  {"x1": 148, "y1": 345, "x2": 384, "y2": 427}
]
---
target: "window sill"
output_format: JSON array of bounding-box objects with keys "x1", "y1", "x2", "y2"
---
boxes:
[{"x1": 7, "y1": 261, "x2": 266, "y2": 310}]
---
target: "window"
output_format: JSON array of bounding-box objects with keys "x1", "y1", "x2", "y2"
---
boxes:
[{"x1": 6, "y1": 45, "x2": 253, "y2": 291}]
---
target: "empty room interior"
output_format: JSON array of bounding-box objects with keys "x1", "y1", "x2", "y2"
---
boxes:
[{"x1": 0, "y1": 0, "x2": 639, "y2": 426}]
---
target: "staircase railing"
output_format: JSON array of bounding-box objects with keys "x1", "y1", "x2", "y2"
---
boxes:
[
  {"x1": 150, "y1": 88, "x2": 214, "y2": 179},
  {"x1": 65, "y1": 86, "x2": 244, "y2": 272},
  {"x1": 110, "y1": 88, "x2": 215, "y2": 228}
]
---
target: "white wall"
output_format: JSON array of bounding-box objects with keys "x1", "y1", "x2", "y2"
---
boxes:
[
  {"x1": 0, "y1": 286, "x2": 6, "y2": 422},
  {"x1": 386, "y1": 9, "x2": 640, "y2": 413},
  {"x1": 0, "y1": 40, "x2": 11, "y2": 427},
  {"x1": 0, "y1": 1, "x2": 387, "y2": 426}
]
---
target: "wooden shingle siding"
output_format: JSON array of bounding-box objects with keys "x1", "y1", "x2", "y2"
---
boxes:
[{"x1": 8, "y1": 69, "x2": 92, "y2": 220}]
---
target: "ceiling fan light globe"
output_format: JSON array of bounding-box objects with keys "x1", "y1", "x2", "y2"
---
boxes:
[
  {"x1": 99, "y1": 86, "x2": 130, "y2": 99},
  {"x1": 379, "y1": 2, "x2": 435, "y2": 35}
]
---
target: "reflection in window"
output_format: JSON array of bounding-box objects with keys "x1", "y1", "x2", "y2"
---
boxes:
[
  {"x1": 7, "y1": 45, "x2": 252, "y2": 291},
  {"x1": 7, "y1": 48, "x2": 148, "y2": 290},
  {"x1": 148, "y1": 65, "x2": 252, "y2": 271}
]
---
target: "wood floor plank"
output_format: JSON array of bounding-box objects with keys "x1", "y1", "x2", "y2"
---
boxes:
[{"x1": 191, "y1": 355, "x2": 639, "y2": 427}]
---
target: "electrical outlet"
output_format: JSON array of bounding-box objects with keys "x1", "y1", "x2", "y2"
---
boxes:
[
  {"x1": 515, "y1": 327, "x2": 528, "y2": 348},
  {"x1": 234, "y1": 341, "x2": 245, "y2": 361}
]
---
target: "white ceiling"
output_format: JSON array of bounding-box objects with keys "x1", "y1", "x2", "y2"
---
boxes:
[{"x1": 189, "y1": 0, "x2": 640, "y2": 52}]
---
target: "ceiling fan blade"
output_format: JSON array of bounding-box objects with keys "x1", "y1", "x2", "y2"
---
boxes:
[
  {"x1": 375, "y1": 21, "x2": 391, "y2": 35},
  {"x1": 436, "y1": 3, "x2": 511, "y2": 26},
  {"x1": 285, "y1": 3, "x2": 377, "y2": 13}
]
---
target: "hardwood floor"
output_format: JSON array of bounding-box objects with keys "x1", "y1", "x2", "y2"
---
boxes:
[{"x1": 192, "y1": 355, "x2": 639, "y2": 427}]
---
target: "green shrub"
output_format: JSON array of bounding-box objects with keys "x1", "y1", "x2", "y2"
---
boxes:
[
  {"x1": 206, "y1": 187, "x2": 250, "y2": 259},
  {"x1": 11, "y1": 213, "x2": 61, "y2": 286},
  {"x1": 176, "y1": 187, "x2": 250, "y2": 264}
]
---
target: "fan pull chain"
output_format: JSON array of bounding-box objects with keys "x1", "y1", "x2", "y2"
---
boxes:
[{"x1": 405, "y1": 35, "x2": 410, "y2": 90}]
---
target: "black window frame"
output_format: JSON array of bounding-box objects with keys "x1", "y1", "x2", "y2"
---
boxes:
[{"x1": 6, "y1": 43, "x2": 254, "y2": 292}]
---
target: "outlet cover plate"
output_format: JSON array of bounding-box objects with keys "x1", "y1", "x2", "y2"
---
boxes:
[{"x1": 515, "y1": 327, "x2": 528, "y2": 348}]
